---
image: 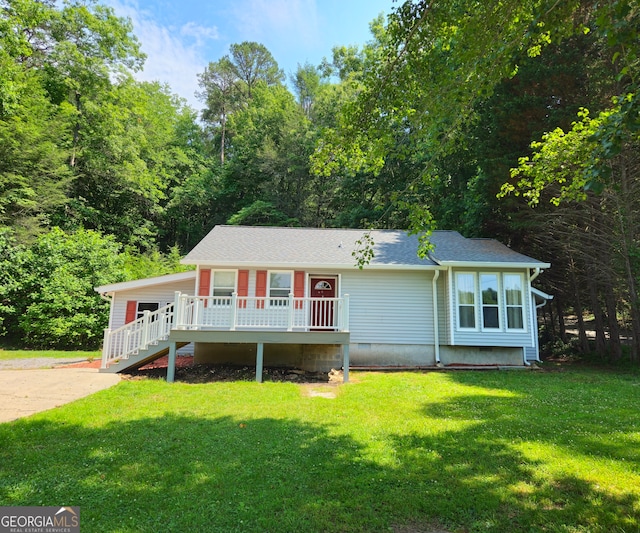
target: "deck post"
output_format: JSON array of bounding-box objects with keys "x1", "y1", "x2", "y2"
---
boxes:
[
  {"x1": 141, "y1": 310, "x2": 151, "y2": 349},
  {"x1": 343, "y1": 294, "x2": 350, "y2": 332},
  {"x1": 230, "y1": 292, "x2": 238, "y2": 330},
  {"x1": 173, "y1": 291, "x2": 182, "y2": 329},
  {"x1": 342, "y1": 342, "x2": 350, "y2": 383},
  {"x1": 287, "y1": 293, "x2": 294, "y2": 331},
  {"x1": 256, "y1": 342, "x2": 264, "y2": 383},
  {"x1": 167, "y1": 341, "x2": 177, "y2": 383}
]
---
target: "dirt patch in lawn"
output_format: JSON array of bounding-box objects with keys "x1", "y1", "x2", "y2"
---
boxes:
[{"x1": 117, "y1": 356, "x2": 342, "y2": 384}]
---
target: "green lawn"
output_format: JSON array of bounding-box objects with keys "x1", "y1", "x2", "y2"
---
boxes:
[
  {"x1": 1, "y1": 368, "x2": 639, "y2": 532},
  {"x1": 0, "y1": 348, "x2": 101, "y2": 360}
]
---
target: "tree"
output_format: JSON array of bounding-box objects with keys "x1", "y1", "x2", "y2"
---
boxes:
[
  {"x1": 291, "y1": 62, "x2": 324, "y2": 118},
  {"x1": 0, "y1": 0, "x2": 146, "y2": 243},
  {"x1": 229, "y1": 41, "x2": 284, "y2": 99},
  {"x1": 220, "y1": 83, "x2": 312, "y2": 225},
  {"x1": 197, "y1": 57, "x2": 241, "y2": 164},
  {"x1": 5, "y1": 228, "x2": 125, "y2": 349},
  {"x1": 61, "y1": 79, "x2": 204, "y2": 250}
]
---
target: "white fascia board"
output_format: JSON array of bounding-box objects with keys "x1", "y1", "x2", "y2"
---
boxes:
[
  {"x1": 181, "y1": 261, "x2": 445, "y2": 271},
  {"x1": 438, "y1": 261, "x2": 551, "y2": 269},
  {"x1": 95, "y1": 270, "x2": 196, "y2": 295}
]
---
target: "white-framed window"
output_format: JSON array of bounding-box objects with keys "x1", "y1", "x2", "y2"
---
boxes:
[
  {"x1": 480, "y1": 273, "x2": 500, "y2": 329},
  {"x1": 456, "y1": 272, "x2": 476, "y2": 329},
  {"x1": 454, "y1": 271, "x2": 527, "y2": 332},
  {"x1": 504, "y1": 273, "x2": 525, "y2": 330},
  {"x1": 211, "y1": 270, "x2": 236, "y2": 297},
  {"x1": 268, "y1": 271, "x2": 292, "y2": 306}
]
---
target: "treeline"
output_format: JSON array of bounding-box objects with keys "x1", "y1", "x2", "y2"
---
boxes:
[{"x1": 1, "y1": 0, "x2": 639, "y2": 359}]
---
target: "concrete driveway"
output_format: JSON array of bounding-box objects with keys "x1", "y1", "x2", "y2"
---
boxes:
[{"x1": 0, "y1": 364, "x2": 121, "y2": 423}]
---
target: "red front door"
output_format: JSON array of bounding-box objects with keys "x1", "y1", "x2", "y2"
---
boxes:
[{"x1": 310, "y1": 276, "x2": 337, "y2": 329}]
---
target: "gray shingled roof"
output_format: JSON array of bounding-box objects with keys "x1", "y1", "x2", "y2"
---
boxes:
[{"x1": 182, "y1": 226, "x2": 548, "y2": 268}]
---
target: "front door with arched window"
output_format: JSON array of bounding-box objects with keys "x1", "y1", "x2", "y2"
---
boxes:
[{"x1": 310, "y1": 276, "x2": 337, "y2": 329}]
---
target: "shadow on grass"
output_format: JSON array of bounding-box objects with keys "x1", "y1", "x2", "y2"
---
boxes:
[
  {"x1": 0, "y1": 372, "x2": 638, "y2": 532},
  {"x1": 0, "y1": 415, "x2": 415, "y2": 532}
]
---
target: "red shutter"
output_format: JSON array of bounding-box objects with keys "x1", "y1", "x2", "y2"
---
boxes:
[
  {"x1": 294, "y1": 271, "x2": 305, "y2": 309},
  {"x1": 238, "y1": 270, "x2": 249, "y2": 309},
  {"x1": 256, "y1": 270, "x2": 267, "y2": 309},
  {"x1": 125, "y1": 301, "x2": 137, "y2": 323},
  {"x1": 199, "y1": 269, "x2": 211, "y2": 296}
]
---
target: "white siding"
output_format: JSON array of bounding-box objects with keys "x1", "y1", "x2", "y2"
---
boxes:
[
  {"x1": 341, "y1": 269, "x2": 434, "y2": 344},
  {"x1": 110, "y1": 278, "x2": 196, "y2": 330},
  {"x1": 436, "y1": 274, "x2": 449, "y2": 346}
]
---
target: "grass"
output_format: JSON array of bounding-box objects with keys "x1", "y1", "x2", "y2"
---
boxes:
[
  {"x1": 0, "y1": 348, "x2": 101, "y2": 360},
  {"x1": 1, "y1": 367, "x2": 639, "y2": 532}
]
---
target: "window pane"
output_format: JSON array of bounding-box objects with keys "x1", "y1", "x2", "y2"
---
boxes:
[
  {"x1": 507, "y1": 307, "x2": 524, "y2": 329},
  {"x1": 483, "y1": 307, "x2": 499, "y2": 328},
  {"x1": 481, "y1": 274, "x2": 498, "y2": 305},
  {"x1": 270, "y1": 289, "x2": 289, "y2": 298},
  {"x1": 212, "y1": 288, "x2": 233, "y2": 297},
  {"x1": 214, "y1": 271, "x2": 235, "y2": 288},
  {"x1": 504, "y1": 274, "x2": 522, "y2": 305},
  {"x1": 457, "y1": 274, "x2": 475, "y2": 305},
  {"x1": 459, "y1": 306, "x2": 475, "y2": 328},
  {"x1": 270, "y1": 272, "x2": 291, "y2": 289}
]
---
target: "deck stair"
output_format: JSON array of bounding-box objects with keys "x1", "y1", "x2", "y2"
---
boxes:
[
  {"x1": 101, "y1": 302, "x2": 183, "y2": 373},
  {"x1": 99, "y1": 340, "x2": 189, "y2": 373}
]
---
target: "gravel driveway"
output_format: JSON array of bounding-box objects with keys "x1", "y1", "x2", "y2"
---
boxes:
[
  {"x1": 0, "y1": 359, "x2": 120, "y2": 423},
  {"x1": 0, "y1": 357, "x2": 92, "y2": 370}
]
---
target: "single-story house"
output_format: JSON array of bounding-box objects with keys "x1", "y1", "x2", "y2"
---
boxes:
[{"x1": 95, "y1": 225, "x2": 551, "y2": 382}]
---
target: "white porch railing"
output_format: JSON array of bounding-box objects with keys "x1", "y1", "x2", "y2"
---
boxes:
[
  {"x1": 101, "y1": 292, "x2": 350, "y2": 368},
  {"x1": 101, "y1": 303, "x2": 174, "y2": 368},
  {"x1": 174, "y1": 293, "x2": 350, "y2": 332}
]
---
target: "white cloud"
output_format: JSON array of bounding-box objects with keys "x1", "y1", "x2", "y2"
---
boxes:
[
  {"x1": 180, "y1": 22, "x2": 220, "y2": 46},
  {"x1": 106, "y1": 0, "x2": 215, "y2": 110},
  {"x1": 231, "y1": 0, "x2": 320, "y2": 48}
]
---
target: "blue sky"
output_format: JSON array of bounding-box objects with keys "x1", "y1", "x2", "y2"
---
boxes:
[{"x1": 105, "y1": 0, "x2": 394, "y2": 110}]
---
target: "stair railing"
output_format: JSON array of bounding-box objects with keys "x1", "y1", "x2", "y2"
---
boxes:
[{"x1": 101, "y1": 302, "x2": 174, "y2": 368}]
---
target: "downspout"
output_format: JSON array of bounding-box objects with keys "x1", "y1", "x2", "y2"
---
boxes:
[
  {"x1": 529, "y1": 267, "x2": 542, "y2": 282},
  {"x1": 432, "y1": 270, "x2": 441, "y2": 365}
]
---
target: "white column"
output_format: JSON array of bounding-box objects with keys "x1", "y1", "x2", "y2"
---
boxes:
[
  {"x1": 256, "y1": 342, "x2": 264, "y2": 383},
  {"x1": 167, "y1": 342, "x2": 177, "y2": 383},
  {"x1": 342, "y1": 343, "x2": 350, "y2": 383}
]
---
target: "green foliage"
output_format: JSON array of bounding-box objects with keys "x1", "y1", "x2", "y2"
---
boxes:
[
  {"x1": 8, "y1": 228, "x2": 125, "y2": 349},
  {"x1": 227, "y1": 200, "x2": 298, "y2": 227},
  {"x1": 121, "y1": 245, "x2": 192, "y2": 281},
  {"x1": 0, "y1": 229, "x2": 24, "y2": 336}
]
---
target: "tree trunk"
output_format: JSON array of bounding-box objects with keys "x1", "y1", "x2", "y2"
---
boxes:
[
  {"x1": 555, "y1": 297, "x2": 567, "y2": 343},
  {"x1": 603, "y1": 279, "x2": 622, "y2": 361},
  {"x1": 570, "y1": 259, "x2": 590, "y2": 353},
  {"x1": 587, "y1": 274, "x2": 607, "y2": 356}
]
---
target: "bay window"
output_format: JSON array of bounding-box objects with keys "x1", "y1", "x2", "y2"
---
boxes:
[{"x1": 455, "y1": 271, "x2": 527, "y2": 332}]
